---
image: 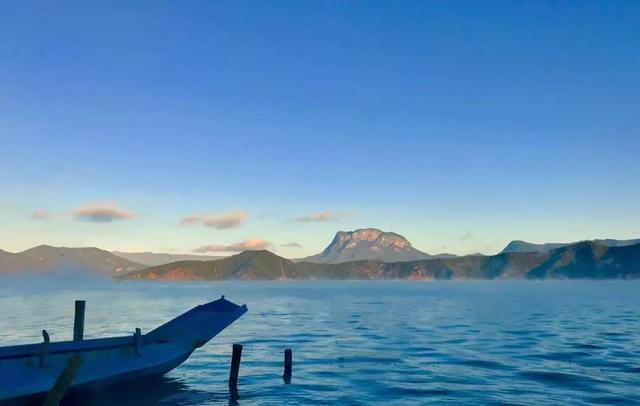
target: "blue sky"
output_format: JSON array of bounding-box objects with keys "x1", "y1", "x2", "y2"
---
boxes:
[{"x1": 1, "y1": 1, "x2": 639, "y2": 256}]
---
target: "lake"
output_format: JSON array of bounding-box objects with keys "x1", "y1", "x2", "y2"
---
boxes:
[{"x1": 1, "y1": 279, "x2": 639, "y2": 405}]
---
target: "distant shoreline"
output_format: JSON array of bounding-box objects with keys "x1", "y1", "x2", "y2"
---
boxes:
[{"x1": 118, "y1": 240, "x2": 640, "y2": 281}]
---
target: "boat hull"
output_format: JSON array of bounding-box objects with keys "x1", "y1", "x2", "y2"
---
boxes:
[
  {"x1": 0, "y1": 297, "x2": 247, "y2": 403},
  {"x1": 2, "y1": 349, "x2": 194, "y2": 405}
]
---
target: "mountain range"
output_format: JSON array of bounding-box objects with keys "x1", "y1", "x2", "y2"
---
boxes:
[
  {"x1": 500, "y1": 238, "x2": 640, "y2": 254},
  {"x1": 2, "y1": 230, "x2": 639, "y2": 279},
  {"x1": 0, "y1": 248, "x2": 225, "y2": 275},
  {"x1": 0, "y1": 245, "x2": 143, "y2": 276},
  {"x1": 119, "y1": 240, "x2": 640, "y2": 281}
]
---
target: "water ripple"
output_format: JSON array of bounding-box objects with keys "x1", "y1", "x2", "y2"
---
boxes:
[{"x1": 0, "y1": 280, "x2": 639, "y2": 405}]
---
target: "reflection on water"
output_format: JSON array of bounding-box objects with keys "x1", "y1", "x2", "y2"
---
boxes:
[
  {"x1": 66, "y1": 376, "x2": 215, "y2": 406},
  {"x1": 1, "y1": 278, "x2": 640, "y2": 405}
]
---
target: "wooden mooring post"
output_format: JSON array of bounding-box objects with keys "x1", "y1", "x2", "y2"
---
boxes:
[
  {"x1": 133, "y1": 328, "x2": 142, "y2": 355},
  {"x1": 42, "y1": 355, "x2": 83, "y2": 406},
  {"x1": 228, "y1": 343, "x2": 243, "y2": 400},
  {"x1": 73, "y1": 300, "x2": 85, "y2": 341},
  {"x1": 39, "y1": 330, "x2": 50, "y2": 368},
  {"x1": 283, "y1": 349, "x2": 292, "y2": 384}
]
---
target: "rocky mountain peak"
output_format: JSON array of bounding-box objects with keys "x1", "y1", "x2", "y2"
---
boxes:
[
  {"x1": 347, "y1": 228, "x2": 383, "y2": 241},
  {"x1": 338, "y1": 228, "x2": 413, "y2": 250},
  {"x1": 302, "y1": 228, "x2": 429, "y2": 264}
]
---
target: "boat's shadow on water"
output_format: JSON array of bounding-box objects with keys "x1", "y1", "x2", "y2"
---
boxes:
[
  {"x1": 63, "y1": 376, "x2": 225, "y2": 406},
  {"x1": 10, "y1": 376, "x2": 227, "y2": 406}
]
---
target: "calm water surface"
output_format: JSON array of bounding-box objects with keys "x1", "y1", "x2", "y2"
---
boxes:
[{"x1": 1, "y1": 279, "x2": 639, "y2": 405}]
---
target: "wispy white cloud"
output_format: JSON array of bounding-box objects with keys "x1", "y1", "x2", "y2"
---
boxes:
[
  {"x1": 193, "y1": 239, "x2": 271, "y2": 253},
  {"x1": 295, "y1": 210, "x2": 350, "y2": 223},
  {"x1": 69, "y1": 203, "x2": 134, "y2": 223},
  {"x1": 282, "y1": 242, "x2": 303, "y2": 248},
  {"x1": 31, "y1": 209, "x2": 51, "y2": 220},
  {"x1": 181, "y1": 210, "x2": 247, "y2": 229},
  {"x1": 203, "y1": 211, "x2": 246, "y2": 229},
  {"x1": 180, "y1": 215, "x2": 201, "y2": 225}
]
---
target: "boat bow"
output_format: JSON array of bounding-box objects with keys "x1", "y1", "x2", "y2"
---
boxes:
[{"x1": 146, "y1": 296, "x2": 248, "y2": 348}]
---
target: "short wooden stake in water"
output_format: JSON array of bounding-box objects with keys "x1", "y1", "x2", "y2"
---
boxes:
[
  {"x1": 73, "y1": 300, "x2": 86, "y2": 341},
  {"x1": 42, "y1": 355, "x2": 83, "y2": 406},
  {"x1": 228, "y1": 343, "x2": 243, "y2": 400},
  {"x1": 40, "y1": 330, "x2": 50, "y2": 368},
  {"x1": 283, "y1": 348, "x2": 292, "y2": 384},
  {"x1": 133, "y1": 328, "x2": 141, "y2": 355}
]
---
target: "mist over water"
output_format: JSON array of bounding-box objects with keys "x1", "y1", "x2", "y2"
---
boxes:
[{"x1": 1, "y1": 279, "x2": 639, "y2": 405}]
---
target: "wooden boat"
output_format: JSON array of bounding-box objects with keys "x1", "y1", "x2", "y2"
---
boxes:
[{"x1": 0, "y1": 296, "x2": 247, "y2": 403}]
